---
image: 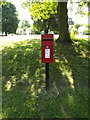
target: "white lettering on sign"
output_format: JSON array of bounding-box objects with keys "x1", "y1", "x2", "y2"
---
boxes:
[{"x1": 45, "y1": 49, "x2": 50, "y2": 58}]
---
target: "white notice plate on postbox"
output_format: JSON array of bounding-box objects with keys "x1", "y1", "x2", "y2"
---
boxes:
[{"x1": 45, "y1": 49, "x2": 50, "y2": 58}]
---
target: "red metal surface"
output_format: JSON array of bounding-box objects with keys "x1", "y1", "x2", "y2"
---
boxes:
[{"x1": 41, "y1": 34, "x2": 54, "y2": 63}]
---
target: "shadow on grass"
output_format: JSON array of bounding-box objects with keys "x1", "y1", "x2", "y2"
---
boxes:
[
  {"x1": 54, "y1": 40, "x2": 88, "y2": 90},
  {"x1": 2, "y1": 39, "x2": 45, "y2": 118},
  {"x1": 2, "y1": 38, "x2": 88, "y2": 118}
]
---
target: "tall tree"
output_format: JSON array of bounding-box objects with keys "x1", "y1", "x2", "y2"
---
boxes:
[
  {"x1": 2, "y1": 2, "x2": 19, "y2": 36},
  {"x1": 20, "y1": 19, "x2": 31, "y2": 31},
  {"x1": 57, "y1": 2, "x2": 71, "y2": 43}
]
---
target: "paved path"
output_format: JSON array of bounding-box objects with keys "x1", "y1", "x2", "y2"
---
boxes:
[
  {"x1": 0, "y1": 34, "x2": 59, "y2": 50},
  {"x1": 75, "y1": 35, "x2": 89, "y2": 39},
  {"x1": 0, "y1": 34, "x2": 59, "y2": 42},
  {"x1": 0, "y1": 34, "x2": 58, "y2": 45}
]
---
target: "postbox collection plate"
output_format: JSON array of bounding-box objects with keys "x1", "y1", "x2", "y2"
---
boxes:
[
  {"x1": 45, "y1": 49, "x2": 50, "y2": 58},
  {"x1": 41, "y1": 34, "x2": 54, "y2": 63}
]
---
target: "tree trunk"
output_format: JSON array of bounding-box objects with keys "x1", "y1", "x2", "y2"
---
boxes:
[
  {"x1": 56, "y1": 2, "x2": 71, "y2": 43},
  {"x1": 45, "y1": 29, "x2": 48, "y2": 34},
  {"x1": 5, "y1": 31, "x2": 7, "y2": 36}
]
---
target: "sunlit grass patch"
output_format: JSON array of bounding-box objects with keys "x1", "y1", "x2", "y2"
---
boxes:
[{"x1": 2, "y1": 38, "x2": 88, "y2": 118}]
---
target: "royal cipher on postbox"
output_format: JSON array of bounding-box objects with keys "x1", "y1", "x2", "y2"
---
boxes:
[{"x1": 41, "y1": 34, "x2": 54, "y2": 63}]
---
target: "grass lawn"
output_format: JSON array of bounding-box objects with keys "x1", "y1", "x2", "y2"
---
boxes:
[{"x1": 2, "y1": 37, "x2": 89, "y2": 118}]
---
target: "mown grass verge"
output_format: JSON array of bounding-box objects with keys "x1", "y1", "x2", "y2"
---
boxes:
[{"x1": 2, "y1": 38, "x2": 89, "y2": 118}]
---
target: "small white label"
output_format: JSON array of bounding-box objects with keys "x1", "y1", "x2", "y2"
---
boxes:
[{"x1": 45, "y1": 49, "x2": 50, "y2": 58}]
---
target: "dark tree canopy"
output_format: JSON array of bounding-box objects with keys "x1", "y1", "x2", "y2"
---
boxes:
[
  {"x1": 33, "y1": 14, "x2": 59, "y2": 33},
  {"x1": 2, "y1": 2, "x2": 19, "y2": 35}
]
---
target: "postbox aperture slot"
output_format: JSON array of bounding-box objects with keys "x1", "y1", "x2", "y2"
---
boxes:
[{"x1": 42, "y1": 39, "x2": 53, "y2": 41}]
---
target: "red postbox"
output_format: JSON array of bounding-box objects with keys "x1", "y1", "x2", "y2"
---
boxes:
[{"x1": 41, "y1": 34, "x2": 54, "y2": 63}]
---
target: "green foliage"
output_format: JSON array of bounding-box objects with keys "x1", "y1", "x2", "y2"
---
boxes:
[
  {"x1": 69, "y1": 0, "x2": 89, "y2": 16},
  {"x1": 33, "y1": 13, "x2": 58, "y2": 32},
  {"x1": 68, "y1": 21, "x2": 74, "y2": 25},
  {"x1": 86, "y1": 24, "x2": 90, "y2": 28},
  {"x1": 34, "y1": 31, "x2": 41, "y2": 34},
  {"x1": 68, "y1": 17, "x2": 74, "y2": 25},
  {"x1": 20, "y1": 19, "x2": 31, "y2": 31},
  {"x1": 2, "y1": 2, "x2": 19, "y2": 35},
  {"x1": 83, "y1": 29, "x2": 90, "y2": 35},
  {"x1": 31, "y1": 29, "x2": 41, "y2": 34},
  {"x1": 22, "y1": 1, "x2": 58, "y2": 32},
  {"x1": 22, "y1": 2, "x2": 58, "y2": 21},
  {"x1": 0, "y1": 1, "x2": 7, "y2": 5},
  {"x1": 31, "y1": 26, "x2": 40, "y2": 34},
  {"x1": 75, "y1": 24, "x2": 81, "y2": 29},
  {"x1": 69, "y1": 25, "x2": 78, "y2": 36}
]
